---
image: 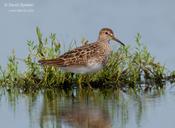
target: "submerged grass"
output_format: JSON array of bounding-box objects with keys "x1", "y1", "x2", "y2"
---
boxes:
[{"x1": 0, "y1": 27, "x2": 174, "y2": 92}]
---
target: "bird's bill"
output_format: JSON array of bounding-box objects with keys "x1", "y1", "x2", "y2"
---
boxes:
[{"x1": 112, "y1": 36, "x2": 125, "y2": 46}]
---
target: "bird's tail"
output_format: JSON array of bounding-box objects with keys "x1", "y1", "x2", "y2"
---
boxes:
[{"x1": 38, "y1": 59, "x2": 59, "y2": 66}]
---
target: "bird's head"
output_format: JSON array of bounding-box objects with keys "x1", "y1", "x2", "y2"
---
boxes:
[{"x1": 98, "y1": 28, "x2": 125, "y2": 46}]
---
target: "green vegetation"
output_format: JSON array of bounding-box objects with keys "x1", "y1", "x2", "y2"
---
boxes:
[{"x1": 0, "y1": 27, "x2": 174, "y2": 92}]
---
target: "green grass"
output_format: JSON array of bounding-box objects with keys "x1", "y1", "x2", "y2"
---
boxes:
[{"x1": 0, "y1": 27, "x2": 174, "y2": 92}]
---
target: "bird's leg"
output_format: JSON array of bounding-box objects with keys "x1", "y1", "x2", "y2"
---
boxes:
[
  {"x1": 87, "y1": 82, "x2": 93, "y2": 90},
  {"x1": 77, "y1": 75, "x2": 82, "y2": 89},
  {"x1": 86, "y1": 74, "x2": 93, "y2": 89},
  {"x1": 71, "y1": 73, "x2": 77, "y2": 87},
  {"x1": 71, "y1": 73, "x2": 78, "y2": 98}
]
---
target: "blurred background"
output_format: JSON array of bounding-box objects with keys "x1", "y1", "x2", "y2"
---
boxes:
[{"x1": 0, "y1": 0, "x2": 175, "y2": 70}]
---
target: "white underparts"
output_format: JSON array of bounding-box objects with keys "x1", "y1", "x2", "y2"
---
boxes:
[{"x1": 60, "y1": 63, "x2": 103, "y2": 74}]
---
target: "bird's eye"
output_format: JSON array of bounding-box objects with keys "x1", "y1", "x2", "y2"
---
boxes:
[{"x1": 105, "y1": 32, "x2": 108, "y2": 35}]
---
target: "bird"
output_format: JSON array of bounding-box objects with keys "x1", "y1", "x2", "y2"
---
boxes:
[{"x1": 38, "y1": 28, "x2": 125, "y2": 74}]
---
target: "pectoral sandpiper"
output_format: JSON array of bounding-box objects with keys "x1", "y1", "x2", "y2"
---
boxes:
[{"x1": 38, "y1": 28, "x2": 125, "y2": 74}]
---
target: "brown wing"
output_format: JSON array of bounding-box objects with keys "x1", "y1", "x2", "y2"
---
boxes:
[{"x1": 38, "y1": 42, "x2": 104, "y2": 67}]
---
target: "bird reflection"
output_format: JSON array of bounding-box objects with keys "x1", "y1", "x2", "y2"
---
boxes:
[
  {"x1": 61, "y1": 104, "x2": 111, "y2": 128},
  {"x1": 39, "y1": 90, "x2": 111, "y2": 128}
]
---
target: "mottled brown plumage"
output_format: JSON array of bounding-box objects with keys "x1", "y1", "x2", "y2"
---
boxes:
[{"x1": 39, "y1": 28, "x2": 124, "y2": 74}]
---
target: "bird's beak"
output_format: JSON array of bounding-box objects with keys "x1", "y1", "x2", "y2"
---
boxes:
[{"x1": 112, "y1": 36, "x2": 125, "y2": 46}]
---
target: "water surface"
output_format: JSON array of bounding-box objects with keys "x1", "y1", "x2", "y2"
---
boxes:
[{"x1": 0, "y1": 88, "x2": 175, "y2": 128}]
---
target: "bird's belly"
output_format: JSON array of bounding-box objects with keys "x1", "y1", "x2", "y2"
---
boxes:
[{"x1": 60, "y1": 64, "x2": 103, "y2": 74}]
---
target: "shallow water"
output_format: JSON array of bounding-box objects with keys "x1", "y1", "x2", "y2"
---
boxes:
[{"x1": 0, "y1": 87, "x2": 175, "y2": 128}]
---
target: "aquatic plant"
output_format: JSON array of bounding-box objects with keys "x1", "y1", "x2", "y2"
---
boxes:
[{"x1": 0, "y1": 27, "x2": 172, "y2": 92}]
